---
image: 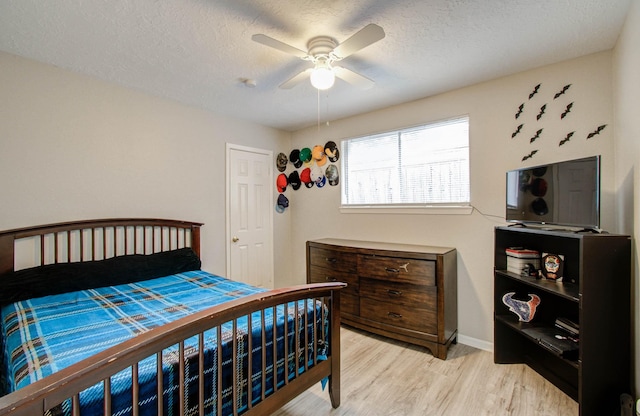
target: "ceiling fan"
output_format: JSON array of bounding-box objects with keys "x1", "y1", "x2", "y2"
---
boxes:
[{"x1": 252, "y1": 24, "x2": 385, "y2": 90}]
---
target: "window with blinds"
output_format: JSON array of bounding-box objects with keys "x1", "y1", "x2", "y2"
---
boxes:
[{"x1": 341, "y1": 116, "x2": 470, "y2": 207}]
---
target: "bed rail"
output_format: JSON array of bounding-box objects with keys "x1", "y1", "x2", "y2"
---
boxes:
[
  {"x1": 0, "y1": 282, "x2": 344, "y2": 415},
  {"x1": 0, "y1": 218, "x2": 203, "y2": 275}
]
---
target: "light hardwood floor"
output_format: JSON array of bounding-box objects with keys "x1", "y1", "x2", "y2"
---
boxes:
[{"x1": 273, "y1": 326, "x2": 578, "y2": 416}]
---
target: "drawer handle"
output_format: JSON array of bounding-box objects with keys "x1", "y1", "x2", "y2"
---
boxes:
[
  {"x1": 387, "y1": 290, "x2": 402, "y2": 296},
  {"x1": 325, "y1": 276, "x2": 338, "y2": 282},
  {"x1": 325, "y1": 257, "x2": 338, "y2": 264},
  {"x1": 386, "y1": 263, "x2": 410, "y2": 273},
  {"x1": 387, "y1": 312, "x2": 402, "y2": 319}
]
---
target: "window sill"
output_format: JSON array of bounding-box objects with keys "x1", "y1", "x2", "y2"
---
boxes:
[{"x1": 339, "y1": 205, "x2": 474, "y2": 215}]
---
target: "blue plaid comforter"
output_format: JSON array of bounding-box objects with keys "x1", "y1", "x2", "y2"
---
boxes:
[{"x1": 0, "y1": 270, "x2": 326, "y2": 415}]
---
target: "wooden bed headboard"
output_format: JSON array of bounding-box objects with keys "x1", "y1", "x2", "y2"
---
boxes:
[{"x1": 0, "y1": 218, "x2": 203, "y2": 275}]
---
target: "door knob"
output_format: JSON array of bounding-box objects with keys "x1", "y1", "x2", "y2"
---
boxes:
[{"x1": 232, "y1": 237, "x2": 239, "y2": 242}]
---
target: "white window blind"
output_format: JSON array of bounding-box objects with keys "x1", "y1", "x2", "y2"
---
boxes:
[{"x1": 341, "y1": 116, "x2": 470, "y2": 207}]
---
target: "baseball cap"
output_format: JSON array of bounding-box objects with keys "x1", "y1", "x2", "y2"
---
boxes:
[
  {"x1": 289, "y1": 149, "x2": 302, "y2": 168},
  {"x1": 312, "y1": 145, "x2": 327, "y2": 166},
  {"x1": 276, "y1": 173, "x2": 287, "y2": 193},
  {"x1": 299, "y1": 147, "x2": 312, "y2": 164},
  {"x1": 276, "y1": 152, "x2": 288, "y2": 172},
  {"x1": 310, "y1": 165, "x2": 325, "y2": 188},
  {"x1": 276, "y1": 193, "x2": 289, "y2": 213},
  {"x1": 288, "y1": 170, "x2": 301, "y2": 190},
  {"x1": 300, "y1": 167, "x2": 314, "y2": 188},
  {"x1": 324, "y1": 141, "x2": 339, "y2": 162},
  {"x1": 325, "y1": 164, "x2": 339, "y2": 186}
]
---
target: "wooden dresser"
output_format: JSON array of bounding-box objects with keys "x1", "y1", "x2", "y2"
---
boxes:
[{"x1": 306, "y1": 238, "x2": 457, "y2": 359}]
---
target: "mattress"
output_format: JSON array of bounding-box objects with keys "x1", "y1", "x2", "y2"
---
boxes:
[{"x1": 0, "y1": 270, "x2": 326, "y2": 415}]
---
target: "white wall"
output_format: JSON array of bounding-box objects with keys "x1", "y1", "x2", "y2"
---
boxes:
[
  {"x1": 0, "y1": 51, "x2": 292, "y2": 280},
  {"x1": 288, "y1": 51, "x2": 616, "y2": 347},
  {"x1": 613, "y1": 0, "x2": 640, "y2": 397}
]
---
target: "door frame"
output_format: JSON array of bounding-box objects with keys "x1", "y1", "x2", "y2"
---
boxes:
[{"x1": 225, "y1": 143, "x2": 274, "y2": 285}]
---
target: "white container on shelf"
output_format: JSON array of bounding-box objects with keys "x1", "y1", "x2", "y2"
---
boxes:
[{"x1": 506, "y1": 247, "x2": 540, "y2": 276}]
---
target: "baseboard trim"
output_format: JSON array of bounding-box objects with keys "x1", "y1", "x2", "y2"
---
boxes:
[{"x1": 458, "y1": 334, "x2": 493, "y2": 352}]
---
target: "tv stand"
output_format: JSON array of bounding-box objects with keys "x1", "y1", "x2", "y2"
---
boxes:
[
  {"x1": 494, "y1": 226, "x2": 631, "y2": 415},
  {"x1": 508, "y1": 223, "x2": 607, "y2": 234}
]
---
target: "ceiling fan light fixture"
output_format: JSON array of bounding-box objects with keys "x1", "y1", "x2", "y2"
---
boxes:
[
  {"x1": 310, "y1": 61, "x2": 335, "y2": 90},
  {"x1": 252, "y1": 24, "x2": 385, "y2": 90}
]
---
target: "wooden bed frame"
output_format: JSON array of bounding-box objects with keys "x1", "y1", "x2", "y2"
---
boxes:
[{"x1": 0, "y1": 218, "x2": 344, "y2": 415}]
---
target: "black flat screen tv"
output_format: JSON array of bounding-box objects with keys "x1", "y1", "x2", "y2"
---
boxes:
[{"x1": 505, "y1": 156, "x2": 601, "y2": 230}]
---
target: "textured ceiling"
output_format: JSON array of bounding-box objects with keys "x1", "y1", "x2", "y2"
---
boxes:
[{"x1": 0, "y1": 0, "x2": 632, "y2": 131}]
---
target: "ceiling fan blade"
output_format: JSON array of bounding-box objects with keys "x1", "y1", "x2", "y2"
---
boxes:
[
  {"x1": 332, "y1": 24, "x2": 385, "y2": 59},
  {"x1": 333, "y1": 66, "x2": 375, "y2": 89},
  {"x1": 251, "y1": 34, "x2": 309, "y2": 59},
  {"x1": 279, "y1": 68, "x2": 313, "y2": 89}
]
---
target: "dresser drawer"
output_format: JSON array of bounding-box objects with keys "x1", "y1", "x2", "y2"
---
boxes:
[
  {"x1": 309, "y1": 247, "x2": 357, "y2": 272},
  {"x1": 360, "y1": 297, "x2": 437, "y2": 334},
  {"x1": 359, "y1": 278, "x2": 436, "y2": 310},
  {"x1": 309, "y1": 265, "x2": 358, "y2": 295},
  {"x1": 341, "y1": 293, "x2": 360, "y2": 316},
  {"x1": 305, "y1": 279, "x2": 358, "y2": 316},
  {"x1": 358, "y1": 255, "x2": 436, "y2": 286}
]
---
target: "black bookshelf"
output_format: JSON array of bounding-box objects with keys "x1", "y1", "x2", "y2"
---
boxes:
[{"x1": 493, "y1": 226, "x2": 631, "y2": 416}]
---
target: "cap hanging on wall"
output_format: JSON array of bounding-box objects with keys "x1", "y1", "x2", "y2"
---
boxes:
[
  {"x1": 288, "y1": 170, "x2": 301, "y2": 190},
  {"x1": 276, "y1": 152, "x2": 288, "y2": 172},
  {"x1": 324, "y1": 141, "x2": 340, "y2": 162},
  {"x1": 312, "y1": 145, "x2": 327, "y2": 166},
  {"x1": 299, "y1": 147, "x2": 312, "y2": 164},
  {"x1": 326, "y1": 165, "x2": 339, "y2": 186},
  {"x1": 289, "y1": 149, "x2": 302, "y2": 168},
  {"x1": 276, "y1": 173, "x2": 288, "y2": 193},
  {"x1": 301, "y1": 167, "x2": 314, "y2": 188},
  {"x1": 275, "y1": 193, "x2": 289, "y2": 213}
]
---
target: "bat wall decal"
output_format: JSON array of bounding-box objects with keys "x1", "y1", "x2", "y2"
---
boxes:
[
  {"x1": 559, "y1": 131, "x2": 575, "y2": 146},
  {"x1": 529, "y1": 83, "x2": 541, "y2": 100},
  {"x1": 512, "y1": 124, "x2": 523, "y2": 138},
  {"x1": 510, "y1": 81, "x2": 579, "y2": 163},
  {"x1": 587, "y1": 124, "x2": 607, "y2": 138},
  {"x1": 554, "y1": 84, "x2": 572, "y2": 99},
  {"x1": 530, "y1": 128, "x2": 543, "y2": 143}
]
